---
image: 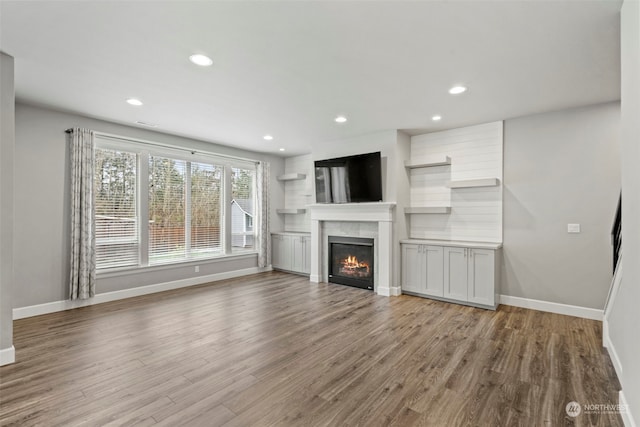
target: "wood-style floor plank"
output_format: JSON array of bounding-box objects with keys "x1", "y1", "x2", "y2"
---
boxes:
[{"x1": 0, "y1": 271, "x2": 622, "y2": 426}]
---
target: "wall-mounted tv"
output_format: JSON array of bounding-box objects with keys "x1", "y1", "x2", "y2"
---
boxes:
[{"x1": 315, "y1": 151, "x2": 383, "y2": 203}]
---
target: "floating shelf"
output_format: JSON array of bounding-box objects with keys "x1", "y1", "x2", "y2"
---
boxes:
[
  {"x1": 447, "y1": 178, "x2": 499, "y2": 189},
  {"x1": 277, "y1": 173, "x2": 306, "y2": 181},
  {"x1": 276, "y1": 208, "x2": 306, "y2": 214},
  {"x1": 404, "y1": 207, "x2": 451, "y2": 214},
  {"x1": 405, "y1": 155, "x2": 451, "y2": 169}
]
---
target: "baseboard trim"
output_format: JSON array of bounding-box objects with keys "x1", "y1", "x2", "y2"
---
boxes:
[
  {"x1": 377, "y1": 286, "x2": 391, "y2": 297},
  {"x1": 499, "y1": 295, "x2": 603, "y2": 321},
  {"x1": 13, "y1": 266, "x2": 271, "y2": 320},
  {"x1": 603, "y1": 318, "x2": 624, "y2": 379},
  {"x1": 0, "y1": 345, "x2": 15, "y2": 366},
  {"x1": 388, "y1": 286, "x2": 402, "y2": 296},
  {"x1": 620, "y1": 390, "x2": 637, "y2": 427}
]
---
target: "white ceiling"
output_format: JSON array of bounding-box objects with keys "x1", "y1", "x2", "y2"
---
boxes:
[{"x1": 0, "y1": 1, "x2": 621, "y2": 156}]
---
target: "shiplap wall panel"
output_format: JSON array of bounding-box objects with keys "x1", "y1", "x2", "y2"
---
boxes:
[
  {"x1": 283, "y1": 154, "x2": 312, "y2": 233},
  {"x1": 409, "y1": 121, "x2": 503, "y2": 243}
]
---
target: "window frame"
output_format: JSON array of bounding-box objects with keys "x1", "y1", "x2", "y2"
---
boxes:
[{"x1": 94, "y1": 133, "x2": 259, "y2": 274}]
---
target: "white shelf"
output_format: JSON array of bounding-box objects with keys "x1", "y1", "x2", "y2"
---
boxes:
[
  {"x1": 447, "y1": 178, "x2": 499, "y2": 188},
  {"x1": 276, "y1": 208, "x2": 306, "y2": 214},
  {"x1": 404, "y1": 207, "x2": 451, "y2": 214},
  {"x1": 277, "y1": 173, "x2": 306, "y2": 181},
  {"x1": 405, "y1": 155, "x2": 451, "y2": 169}
]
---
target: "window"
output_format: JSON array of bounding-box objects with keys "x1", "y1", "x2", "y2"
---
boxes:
[
  {"x1": 148, "y1": 157, "x2": 225, "y2": 265},
  {"x1": 148, "y1": 156, "x2": 187, "y2": 264},
  {"x1": 93, "y1": 136, "x2": 256, "y2": 271},
  {"x1": 94, "y1": 147, "x2": 139, "y2": 269},
  {"x1": 190, "y1": 162, "x2": 223, "y2": 257},
  {"x1": 231, "y1": 167, "x2": 255, "y2": 252}
]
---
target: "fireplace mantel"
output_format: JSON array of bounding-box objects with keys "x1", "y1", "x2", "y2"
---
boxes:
[
  {"x1": 307, "y1": 202, "x2": 399, "y2": 296},
  {"x1": 308, "y1": 202, "x2": 395, "y2": 222}
]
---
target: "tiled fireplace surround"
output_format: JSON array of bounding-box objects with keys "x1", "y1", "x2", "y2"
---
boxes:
[{"x1": 308, "y1": 202, "x2": 400, "y2": 296}]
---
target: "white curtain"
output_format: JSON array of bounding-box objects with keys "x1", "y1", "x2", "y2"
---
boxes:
[
  {"x1": 69, "y1": 128, "x2": 96, "y2": 300},
  {"x1": 256, "y1": 161, "x2": 270, "y2": 268}
]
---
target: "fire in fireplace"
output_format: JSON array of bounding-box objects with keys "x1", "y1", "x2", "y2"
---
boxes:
[{"x1": 328, "y1": 236, "x2": 374, "y2": 290}]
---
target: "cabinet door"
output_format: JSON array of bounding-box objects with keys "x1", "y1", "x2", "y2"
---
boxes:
[
  {"x1": 424, "y1": 245, "x2": 444, "y2": 297},
  {"x1": 302, "y1": 236, "x2": 311, "y2": 274},
  {"x1": 401, "y1": 244, "x2": 426, "y2": 293},
  {"x1": 292, "y1": 236, "x2": 305, "y2": 273},
  {"x1": 443, "y1": 247, "x2": 468, "y2": 301},
  {"x1": 272, "y1": 235, "x2": 292, "y2": 271},
  {"x1": 271, "y1": 234, "x2": 283, "y2": 269},
  {"x1": 468, "y1": 249, "x2": 495, "y2": 306}
]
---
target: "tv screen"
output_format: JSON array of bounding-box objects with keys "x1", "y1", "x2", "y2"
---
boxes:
[{"x1": 314, "y1": 152, "x2": 383, "y2": 203}]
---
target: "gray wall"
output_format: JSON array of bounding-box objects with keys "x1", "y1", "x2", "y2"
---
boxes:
[
  {"x1": 608, "y1": 0, "x2": 640, "y2": 423},
  {"x1": 502, "y1": 102, "x2": 620, "y2": 309},
  {"x1": 0, "y1": 53, "x2": 15, "y2": 357},
  {"x1": 13, "y1": 103, "x2": 284, "y2": 308}
]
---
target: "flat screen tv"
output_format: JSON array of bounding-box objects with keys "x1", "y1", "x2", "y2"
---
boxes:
[{"x1": 314, "y1": 151, "x2": 383, "y2": 203}]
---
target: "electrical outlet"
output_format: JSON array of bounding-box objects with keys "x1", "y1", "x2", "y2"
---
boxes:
[
  {"x1": 195, "y1": 266, "x2": 199, "y2": 273},
  {"x1": 567, "y1": 224, "x2": 581, "y2": 233}
]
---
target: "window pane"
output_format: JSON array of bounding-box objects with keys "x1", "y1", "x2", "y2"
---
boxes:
[
  {"x1": 149, "y1": 156, "x2": 186, "y2": 264},
  {"x1": 231, "y1": 167, "x2": 255, "y2": 252},
  {"x1": 191, "y1": 162, "x2": 222, "y2": 257},
  {"x1": 94, "y1": 148, "x2": 139, "y2": 269}
]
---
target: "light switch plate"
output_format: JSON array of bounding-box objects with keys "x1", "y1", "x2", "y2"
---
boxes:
[{"x1": 568, "y1": 224, "x2": 581, "y2": 233}]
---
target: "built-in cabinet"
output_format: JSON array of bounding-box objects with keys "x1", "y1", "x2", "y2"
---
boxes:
[
  {"x1": 401, "y1": 240, "x2": 501, "y2": 309},
  {"x1": 272, "y1": 232, "x2": 311, "y2": 275}
]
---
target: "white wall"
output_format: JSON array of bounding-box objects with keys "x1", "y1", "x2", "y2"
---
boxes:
[
  {"x1": 13, "y1": 103, "x2": 285, "y2": 309},
  {"x1": 0, "y1": 52, "x2": 15, "y2": 364},
  {"x1": 409, "y1": 121, "x2": 503, "y2": 243},
  {"x1": 607, "y1": 1, "x2": 640, "y2": 424},
  {"x1": 502, "y1": 102, "x2": 620, "y2": 310}
]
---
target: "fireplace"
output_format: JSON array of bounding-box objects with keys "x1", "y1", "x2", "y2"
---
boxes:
[{"x1": 328, "y1": 236, "x2": 374, "y2": 290}]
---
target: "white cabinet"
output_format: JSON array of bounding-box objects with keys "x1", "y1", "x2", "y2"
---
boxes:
[
  {"x1": 401, "y1": 244, "x2": 425, "y2": 294},
  {"x1": 272, "y1": 233, "x2": 310, "y2": 275},
  {"x1": 401, "y1": 244, "x2": 444, "y2": 297},
  {"x1": 467, "y1": 249, "x2": 496, "y2": 306},
  {"x1": 272, "y1": 234, "x2": 292, "y2": 271},
  {"x1": 443, "y1": 247, "x2": 468, "y2": 301},
  {"x1": 292, "y1": 235, "x2": 311, "y2": 274},
  {"x1": 401, "y1": 241, "x2": 500, "y2": 310}
]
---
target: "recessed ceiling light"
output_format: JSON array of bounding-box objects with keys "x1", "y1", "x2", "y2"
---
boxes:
[
  {"x1": 449, "y1": 85, "x2": 467, "y2": 95},
  {"x1": 279, "y1": 148, "x2": 285, "y2": 152},
  {"x1": 263, "y1": 135, "x2": 274, "y2": 141},
  {"x1": 335, "y1": 116, "x2": 347, "y2": 123},
  {"x1": 126, "y1": 98, "x2": 143, "y2": 106},
  {"x1": 432, "y1": 115, "x2": 442, "y2": 121},
  {"x1": 189, "y1": 54, "x2": 213, "y2": 67}
]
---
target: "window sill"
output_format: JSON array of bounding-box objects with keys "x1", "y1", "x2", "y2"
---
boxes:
[{"x1": 97, "y1": 251, "x2": 258, "y2": 279}]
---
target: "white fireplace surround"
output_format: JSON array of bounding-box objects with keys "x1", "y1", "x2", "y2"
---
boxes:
[{"x1": 308, "y1": 202, "x2": 399, "y2": 296}]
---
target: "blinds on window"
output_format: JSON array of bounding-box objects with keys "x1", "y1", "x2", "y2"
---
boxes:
[
  {"x1": 94, "y1": 148, "x2": 139, "y2": 269},
  {"x1": 191, "y1": 162, "x2": 223, "y2": 257},
  {"x1": 149, "y1": 156, "x2": 187, "y2": 264},
  {"x1": 231, "y1": 167, "x2": 255, "y2": 251},
  {"x1": 94, "y1": 134, "x2": 257, "y2": 270}
]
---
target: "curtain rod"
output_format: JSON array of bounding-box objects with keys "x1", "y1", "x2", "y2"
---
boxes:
[{"x1": 64, "y1": 128, "x2": 260, "y2": 165}]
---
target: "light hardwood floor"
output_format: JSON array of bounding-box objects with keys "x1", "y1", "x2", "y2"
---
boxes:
[{"x1": 0, "y1": 271, "x2": 622, "y2": 426}]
